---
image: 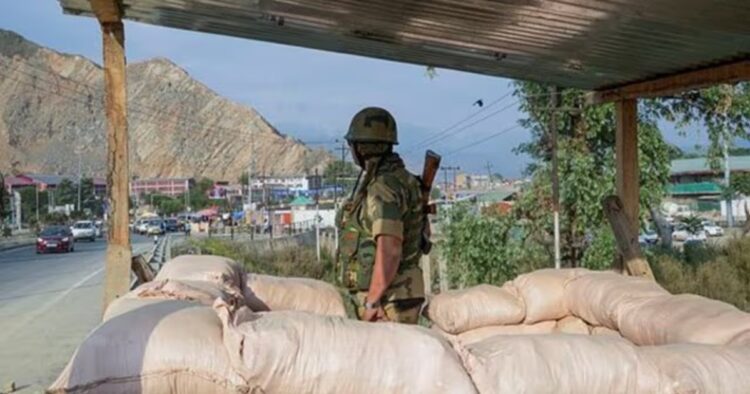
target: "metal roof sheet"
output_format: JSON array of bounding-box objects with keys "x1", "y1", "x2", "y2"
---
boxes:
[
  {"x1": 670, "y1": 156, "x2": 750, "y2": 175},
  {"x1": 667, "y1": 182, "x2": 722, "y2": 196},
  {"x1": 59, "y1": 0, "x2": 750, "y2": 90}
]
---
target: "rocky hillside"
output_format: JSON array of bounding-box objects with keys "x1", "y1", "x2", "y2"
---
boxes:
[{"x1": 0, "y1": 29, "x2": 330, "y2": 181}]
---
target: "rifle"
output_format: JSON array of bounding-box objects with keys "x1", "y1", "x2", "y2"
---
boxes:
[{"x1": 419, "y1": 150, "x2": 441, "y2": 254}]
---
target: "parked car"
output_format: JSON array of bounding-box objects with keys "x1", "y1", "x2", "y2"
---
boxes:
[
  {"x1": 71, "y1": 220, "x2": 97, "y2": 242},
  {"x1": 639, "y1": 230, "x2": 659, "y2": 245},
  {"x1": 702, "y1": 220, "x2": 724, "y2": 237},
  {"x1": 145, "y1": 219, "x2": 165, "y2": 235},
  {"x1": 37, "y1": 225, "x2": 75, "y2": 253},
  {"x1": 673, "y1": 223, "x2": 707, "y2": 242},
  {"x1": 164, "y1": 218, "x2": 179, "y2": 232}
]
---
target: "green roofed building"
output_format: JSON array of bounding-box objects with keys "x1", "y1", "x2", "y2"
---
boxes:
[{"x1": 668, "y1": 156, "x2": 750, "y2": 216}]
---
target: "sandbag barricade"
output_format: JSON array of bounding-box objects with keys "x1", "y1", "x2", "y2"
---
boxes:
[{"x1": 245, "y1": 274, "x2": 347, "y2": 316}]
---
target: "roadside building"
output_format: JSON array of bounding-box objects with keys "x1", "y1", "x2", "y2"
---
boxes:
[
  {"x1": 130, "y1": 177, "x2": 194, "y2": 198},
  {"x1": 3, "y1": 173, "x2": 106, "y2": 195},
  {"x1": 668, "y1": 156, "x2": 750, "y2": 220}
]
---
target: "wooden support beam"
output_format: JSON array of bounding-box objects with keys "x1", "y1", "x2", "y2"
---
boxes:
[
  {"x1": 101, "y1": 20, "x2": 131, "y2": 311},
  {"x1": 591, "y1": 59, "x2": 750, "y2": 103},
  {"x1": 614, "y1": 98, "x2": 646, "y2": 275},
  {"x1": 603, "y1": 196, "x2": 654, "y2": 279},
  {"x1": 131, "y1": 254, "x2": 155, "y2": 284},
  {"x1": 89, "y1": 0, "x2": 122, "y2": 23}
]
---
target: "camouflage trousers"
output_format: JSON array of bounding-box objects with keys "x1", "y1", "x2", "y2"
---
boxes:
[
  {"x1": 344, "y1": 266, "x2": 425, "y2": 324},
  {"x1": 351, "y1": 293, "x2": 424, "y2": 324}
]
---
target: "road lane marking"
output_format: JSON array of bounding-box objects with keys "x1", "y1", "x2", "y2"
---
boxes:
[{"x1": 0, "y1": 265, "x2": 104, "y2": 342}]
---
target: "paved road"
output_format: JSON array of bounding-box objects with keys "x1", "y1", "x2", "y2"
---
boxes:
[{"x1": 0, "y1": 235, "x2": 152, "y2": 393}]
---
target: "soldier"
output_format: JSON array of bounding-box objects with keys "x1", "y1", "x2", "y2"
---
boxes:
[{"x1": 337, "y1": 107, "x2": 426, "y2": 324}]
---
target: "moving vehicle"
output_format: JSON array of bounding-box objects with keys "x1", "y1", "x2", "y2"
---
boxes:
[
  {"x1": 164, "y1": 218, "x2": 179, "y2": 232},
  {"x1": 135, "y1": 219, "x2": 150, "y2": 235},
  {"x1": 702, "y1": 220, "x2": 724, "y2": 237},
  {"x1": 145, "y1": 219, "x2": 165, "y2": 235},
  {"x1": 37, "y1": 226, "x2": 75, "y2": 254},
  {"x1": 71, "y1": 220, "x2": 97, "y2": 242}
]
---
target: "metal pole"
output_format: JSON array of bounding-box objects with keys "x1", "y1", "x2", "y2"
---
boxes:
[
  {"x1": 35, "y1": 185, "x2": 39, "y2": 223},
  {"x1": 77, "y1": 154, "x2": 82, "y2": 212},
  {"x1": 315, "y1": 168, "x2": 321, "y2": 262},
  {"x1": 550, "y1": 86, "x2": 561, "y2": 270},
  {"x1": 724, "y1": 137, "x2": 734, "y2": 227},
  {"x1": 101, "y1": 20, "x2": 132, "y2": 310}
]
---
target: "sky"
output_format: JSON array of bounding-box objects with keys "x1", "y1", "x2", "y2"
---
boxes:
[{"x1": 0, "y1": 1, "x2": 711, "y2": 178}]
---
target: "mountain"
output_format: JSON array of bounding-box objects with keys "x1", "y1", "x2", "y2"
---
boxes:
[{"x1": 0, "y1": 29, "x2": 331, "y2": 181}]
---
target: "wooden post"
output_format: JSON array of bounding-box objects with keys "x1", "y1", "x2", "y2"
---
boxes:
[
  {"x1": 420, "y1": 254, "x2": 432, "y2": 297},
  {"x1": 603, "y1": 196, "x2": 654, "y2": 279},
  {"x1": 615, "y1": 98, "x2": 640, "y2": 274},
  {"x1": 101, "y1": 19, "x2": 132, "y2": 310}
]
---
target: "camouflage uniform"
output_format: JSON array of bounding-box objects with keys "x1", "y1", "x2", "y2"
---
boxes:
[{"x1": 338, "y1": 153, "x2": 426, "y2": 324}]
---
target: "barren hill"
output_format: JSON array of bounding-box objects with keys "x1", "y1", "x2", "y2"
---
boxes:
[{"x1": 0, "y1": 29, "x2": 330, "y2": 181}]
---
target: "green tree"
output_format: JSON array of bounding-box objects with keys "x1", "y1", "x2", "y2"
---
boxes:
[
  {"x1": 648, "y1": 83, "x2": 750, "y2": 168},
  {"x1": 55, "y1": 178, "x2": 77, "y2": 206},
  {"x1": 511, "y1": 82, "x2": 671, "y2": 268}
]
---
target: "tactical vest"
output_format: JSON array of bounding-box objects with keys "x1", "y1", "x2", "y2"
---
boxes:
[{"x1": 337, "y1": 155, "x2": 425, "y2": 294}]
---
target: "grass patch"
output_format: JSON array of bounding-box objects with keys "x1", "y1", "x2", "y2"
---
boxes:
[{"x1": 173, "y1": 238, "x2": 337, "y2": 283}]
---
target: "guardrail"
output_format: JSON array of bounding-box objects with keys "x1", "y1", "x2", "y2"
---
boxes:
[{"x1": 130, "y1": 235, "x2": 172, "y2": 289}]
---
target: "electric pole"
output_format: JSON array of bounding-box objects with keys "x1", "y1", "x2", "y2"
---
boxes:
[
  {"x1": 485, "y1": 161, "x2": 494, "y2": 189},
  {"x1": 77, "y1": 154, "x2": 83, "y2": 212},
  {"x1": 440, "y1": 166, "x2": 460, "y2": 200},
  {"x1": 333, "y1": 139, "x2": 348, "y2": 204},
  {"x1": 549, "y1": 86, "x2": 561, "y2": 270}
]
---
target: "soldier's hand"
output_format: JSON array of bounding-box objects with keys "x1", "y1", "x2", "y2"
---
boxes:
[
  {"x1": 362, "y1": 307, "x2": 379, "y2": 322},
  {"x1": 362, "y1": 306, "x2": 386, "y2": 322}
]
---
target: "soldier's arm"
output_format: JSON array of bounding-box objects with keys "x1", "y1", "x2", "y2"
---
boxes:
[
  {"x1": 366, "y1": 234, "x2": 402, "y2": 307},
  {"x1": 364, "y1": 180, "x2": 404, "y2": 310}
]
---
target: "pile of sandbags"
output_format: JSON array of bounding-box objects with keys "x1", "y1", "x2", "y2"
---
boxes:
[
  {"x1": 52, "y1": 257, "x2": 750, "y2": 394},
  {"x1": 427, "y1": 269, "x2": 595, "y2": 345},
  {"x1": 245, "y1": 274, "x2": 347, "y2": 316}
]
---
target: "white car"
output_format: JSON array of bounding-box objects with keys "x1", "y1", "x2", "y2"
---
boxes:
[
  {"x1": 671, "y1": 224, "x2": 707, "y2": 242},
  {"x1": 71, "y1": 220, "x2": 96, "y2": 242},
  {"x1": 145, "y1": 219, "x2": 165, "y2": 235},
  {"x1": 702, "y1": 221, "x2": 724, "y2": 237},
  {"x1": 135, "y1": 219, "x2": 150, "y2": 235}
]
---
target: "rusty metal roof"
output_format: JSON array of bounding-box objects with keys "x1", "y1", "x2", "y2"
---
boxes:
[{"x1": 59, "y1": 0, "x2": 750, "y2": 91}]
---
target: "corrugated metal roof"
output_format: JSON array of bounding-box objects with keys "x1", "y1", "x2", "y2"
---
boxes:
[
  {"x1": 668, "y1": 182, "x2": 722, "y2": 196},
  {"x1": 58, "y1": 0, "x2": 750, "y2": 90},
  {"x1": 670, "y1": 156, "x2": 750, "y2": 175}
]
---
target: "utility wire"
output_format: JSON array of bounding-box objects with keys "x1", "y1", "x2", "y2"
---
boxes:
[
  {"x1": 444, "y1": 123, "x2": 523, "y2": 157},
  {"x1": 403, "y1": 91, "x2": 513, "y2": 153}
]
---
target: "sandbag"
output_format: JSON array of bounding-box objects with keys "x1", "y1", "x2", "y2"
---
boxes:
[
  {"x1": 460, "y1": 334, "x2": 642, "y2": 394},
  {"x1": 246, "y1": 274, "x2": 346, "y2": 316},
  {"x1": 102, "y1": 295, "x2": 169, "y2": 322},
  {"x1": 729, "y1": 329, "x2": 750, "y2": 346},
  {"x1": 49, "y1": 300, "x2": 246, "y2": 394},
  {"x1": 513, "y1": 268, "x2": 588, "y2": 324},
  {"x1": 426, "y1": 284, "x2": 525, "y2": 334},
  {"x1": 591, "y1": 326, "x2": 623, "y2": 338},
  {"x1": 133, "y1": 278, "x2": 246, "y2": 308},
  {"x1": 618, "y1": 294, "x2": 750, "y2": 346},
  {"x1": 638, "y1": 343, "x2": 750, "y2": 393},
  {"x1": 564, "y1": 271, "x2": 668, "y2": 329},
  {"x1": 554, "y1": 316, "x2": 590, "y2": 335},
  {"x1": 215, "y1": 301, "x2": 477, "y2": 394},
  {"x1": 456, "y1": 321, "x2": 556, "y2": 345},
  {"x1": 155, "y1": 255, "x2": 246, "y2": 289}
]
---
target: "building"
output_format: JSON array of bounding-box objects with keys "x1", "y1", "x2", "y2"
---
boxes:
[
  {"x1": 130, "y1": 177, "x2": 194, "y2": 198},
  {"x1": 668, "y1": 156, "x2": 750, "y2": 219},
  {"x1": 252, "y1": 176, "x2": 309, "y2": 192},
  {"x1": 3, "y1": 174, "x2": 106, "y2": 195}
]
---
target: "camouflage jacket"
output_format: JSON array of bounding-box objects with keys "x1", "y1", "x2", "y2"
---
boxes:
[{"x1": 338, "y1": 153, "x2": 425, "y2": 300}]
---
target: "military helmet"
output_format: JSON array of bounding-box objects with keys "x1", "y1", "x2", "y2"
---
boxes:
[{"x1": 345, "y1": 107, "x2": 398, "y2": 145}]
